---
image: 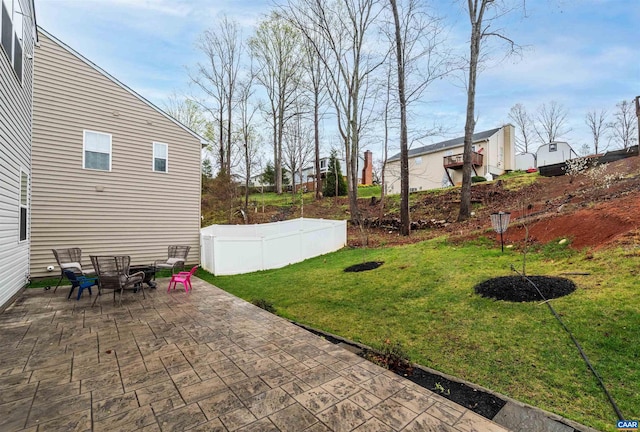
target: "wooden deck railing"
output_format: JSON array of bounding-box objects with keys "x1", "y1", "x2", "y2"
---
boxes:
[{"x1": 443, "y1": 152, "x2": 483, "y2": 168}]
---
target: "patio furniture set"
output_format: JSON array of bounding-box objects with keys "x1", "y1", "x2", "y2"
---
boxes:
[{"x1": 51, "y1": 246, "x2": 197, "y2": 305}]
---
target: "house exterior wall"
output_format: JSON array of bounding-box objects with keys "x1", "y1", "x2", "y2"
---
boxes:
[
  {"x1": 483, "y1": 124, "x2": 515, "y2": 177},
  {"x1": 0, "y1": 0, "x2": 35, "y2": 310},
  {"x1": 385, "y1": 147, "x2": 457, "y2": 194},
  {"x1": 536, "y1": 142, "x2": 574, "y2": 167},
  {"x1": 384, "y1": 125, "x2": 515, "y2": 194},
  {"x1": 503, "y1": 124, "x2": 515, "y2": 172},
  {"x1": 30, "y1": 31, "x2": 202, "y2": 278}
]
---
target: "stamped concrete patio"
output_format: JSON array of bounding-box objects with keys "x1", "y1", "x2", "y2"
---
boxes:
[{"x1": 0, "y1": 277, "x2": 511, "y2": 432}]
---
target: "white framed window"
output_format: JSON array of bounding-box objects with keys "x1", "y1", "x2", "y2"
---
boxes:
[
  {"x1": 1, "y1": 0, "x2": 24, "y2": 83},
  {"x1": 19, "y1": 168, "x2": 28, "y2": 242},
  {"x1": 549, "y1": 143, "x2": 557, "y2": 152},
  {"x1": 83, "y1": 130, "x2": 112, "y2": 171},
  {"x1": 153, "y1": 142, "x2": 168, "y2": 172}
]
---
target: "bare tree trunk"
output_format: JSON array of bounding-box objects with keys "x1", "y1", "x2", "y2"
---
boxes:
[
  {"x1": 636, "y1": 96, "x2": 640, "y2": 148},
  {"x1": 390, "y1": 0, "x2": 410, "y2": 236},
  {"x1": 458, "y1": 21, "x2": 479, "y2": 221},
  {"x1": 348, "y1": 97, "x2": 361, "y2": 225},
  {"x1": 276, "y1": 102, "x2": 285, "y2": 194},
  {"x1": 314, "y1": 91, "x2": 321, "y2": 199},
  {"x1": 226, "y1": 97, "x2": 232, "y2": 174},
  {"x1": 272, "y1": 111, "x2": 278, "y2": 190},
  {"x1": 380, "y1": 70, "x2": 390, "y2": 218},
  {"x1": 219, "y1": 118, "x2": 225, "y2": 175},
  {"x1": 244, "y1": 171, "x2": 249, "y2": 210}
]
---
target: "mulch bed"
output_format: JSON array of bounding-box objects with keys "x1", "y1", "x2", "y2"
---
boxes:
[
  {"x1": 344, "y1": 261, "x2": 384, "y2": 272},
  {"x1": 474, "y1": 275, "x2": 576, "y2": 302},
  {"x1": 299, "y1": 324, "x2": 507, "y2": 420},
  {"x1": 402, "y1": 366, "x2": 506, "y2": 418},
  {"x1": 361, "y1": 349, "x2": 506, "y2": 419}
]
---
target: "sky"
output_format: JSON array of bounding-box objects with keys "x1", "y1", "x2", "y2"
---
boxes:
[{"x1": 34, "y1": 0, "x2": 639, "y2": 161}]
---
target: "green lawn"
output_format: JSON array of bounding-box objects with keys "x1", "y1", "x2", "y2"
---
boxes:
[{"x1": 199, "y1": 237, "x2": 639, "y2": 432}]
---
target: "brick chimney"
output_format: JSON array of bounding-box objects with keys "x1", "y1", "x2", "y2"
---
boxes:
[{"x1": 362, "y1": 150, "x2": 373, "y2": 185}]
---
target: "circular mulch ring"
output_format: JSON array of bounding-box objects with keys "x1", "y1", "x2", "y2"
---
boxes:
[
  {"x1": 474, "y1": 275, "x2": 576, "y2": 302},
  {"x1": 344, "y1": 261, "x2": 384, "y2": 272}
]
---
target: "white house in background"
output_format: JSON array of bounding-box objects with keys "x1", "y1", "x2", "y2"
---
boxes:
[
  {"x1": 0, "y1": 0, "x2": 37, "y2": 311},
  {"x1": 536, "y1": 141, "x2": 577, "y2": 167},
  {"x1": 515, "y1": 152, "x2": 536, "y2": 170},
  {"x1": 276, "y1": 150, "x2": 373, "y2": 191},
  {"x1": 296, "y1": 155, "x2": 348, "y2": 187},
  {"x1": 384, "y1": 125, "x2": 515, "y2": 194}
]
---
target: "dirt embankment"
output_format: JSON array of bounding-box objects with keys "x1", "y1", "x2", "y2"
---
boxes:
[
  {"x1": 352, "y1": 155, "x2": 640, "y2": 250},
  {"x1": 208, "y1": 155, "x2": 640, "y2": 251}
]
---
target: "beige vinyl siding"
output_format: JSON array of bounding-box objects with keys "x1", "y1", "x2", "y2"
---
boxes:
[
  {"x1": 30, "y1": 31, "x2": 202, "y2": 278},
  {"x1": 0, "y1": 0, "x2": 34, "y2": 310}
]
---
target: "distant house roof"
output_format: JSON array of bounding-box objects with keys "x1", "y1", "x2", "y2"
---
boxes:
[
  {"x1": 37, "y1": 27, "x2": 209, "y2": 146},
  {"x1": 387, "y1": 127, "x2": 502, "y2": 162}
]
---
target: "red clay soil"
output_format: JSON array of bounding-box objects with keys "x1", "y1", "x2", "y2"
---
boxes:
[{"x1": 507, "y1": 197, "x2": 640, "y2": 250}]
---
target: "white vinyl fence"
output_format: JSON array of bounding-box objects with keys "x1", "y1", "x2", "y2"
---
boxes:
[{"x1": 200, "y1": 218, "x2": 347, "y2": 275}]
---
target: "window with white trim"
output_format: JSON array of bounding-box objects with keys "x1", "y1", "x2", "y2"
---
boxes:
[
  {"x1": 153, "y1": 142, "x2": 168, "y2": 172},
  {"x1": 83, "y1": 130, "x2": 112, "y2": 171},
  {"x1": 19, "y1": 169, "x2": 28, "y2": 242},
  {"x1": 549, "y1": 143, "x2": 557, "y2": 152},
  {"x1": 1, "y1": 0, "x2": 24, "y2": 83}
]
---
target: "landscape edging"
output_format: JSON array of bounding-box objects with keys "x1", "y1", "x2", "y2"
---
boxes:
[{"x1": 292, "y1": 321, "x2": 601, "y2": 432}]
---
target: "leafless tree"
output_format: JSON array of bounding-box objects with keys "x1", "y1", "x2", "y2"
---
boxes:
[
  {"x1": 191, "y1": 16, "x2": 243, "y2": 176},
  {"x1": 300, "y1": 30, "x2": 329, "y2": 200},
  {"x1": 388, "y1": 0, "x2": 410, "y2": 235},
  {"x1": 609, "y1": 99, "x2": 638, "y2": 149},
  {"x1": 578, "y1": 143, "x2": 591, "y2": 156},
  {"x1": 283, "y1": 105, "x2": 315, "y2": 197},
  {"x1": 387, "y1": 0, "x2": 450, "y2": 235},
  {"x1": 163, "y1": 92, "x2": 206, "y2": 134},
  {"x1": 163, "y1": 93, "x2": 214, "y2": 173},
  {"x1": 235, "y1": 70, "x2": 261, "y2": 211},
  {"x1": 584, "y1": 109, "x2": 608, "y2": 155},
  {"x1": 372, "y1": 158, "x2": 383, "y2": 185},
  {"x1": 508, "y1": 103, "x2": 534, "y2": 153},
  {"x1": 636, "y1": 96, "x2": 640, "y2": 147},
  {"x1": 458, "y1": 0, "x2": 523, "y2": 222},
  {"x1": 249, "y1": 12, "x2": 302, "y2": 195},
  {"x1": 284, "y1": 0, "x2": 386, "y2": 225},
  {"x1": 533, "y1": 101, "x2": 571, "y2": 144},
  {"x1": 379, "y1": 63, "x2": 395, "y2": 215}
]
